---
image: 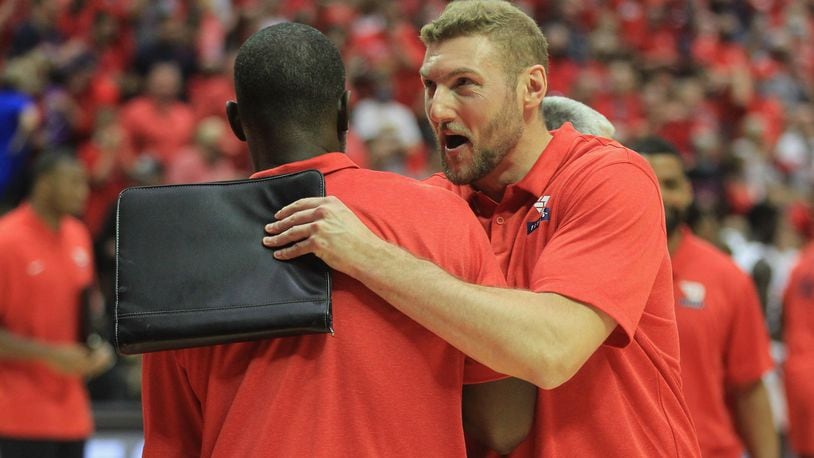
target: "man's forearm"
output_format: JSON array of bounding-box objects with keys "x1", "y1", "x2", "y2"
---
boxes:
[
  {"x1": 265, "y1": 196, "x2": 617, "y2": 388},
  {"x1": 348, "y1": 238, "x2": 615, "y2": 389},
  {"x1": 0, "y1": 328, "x2": 54, "y2": 362},
  {"x1": 733, "y1": 379, "x2": 779, "y2": 458}
]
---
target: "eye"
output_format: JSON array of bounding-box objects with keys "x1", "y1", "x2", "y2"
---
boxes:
[
  {"x1": 421, "y1": 79, "x2": 435, "y2": 95},
  {"x1": 662, "y1": 178, "x2": 679, "y2": 190},
  {"x1": 455, "y1": 77, "x2": 475, "y2": 88}
]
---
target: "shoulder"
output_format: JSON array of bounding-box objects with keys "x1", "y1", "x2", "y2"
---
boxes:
[
  {"x1": 0, "y1": 209, "x2": 24, "y2": 243},
  {"x1": 335, "y1": 168, "x2": 465, "y2": 207},
  {"x1": 576, "y1": 136, "x2": 653, "y2": 176},
  {"x1": 329, "y1": 168, "x2": 481, "y2": 239},
  {"x1": 552, "y1": 134, "x2": 659, "y2": 195},
  {"x1": 63, "y1": 217, "x2": 93, "y2": 245},
  {"x1": 682, "y1": 234, "x2": 750, "y2": 283}
]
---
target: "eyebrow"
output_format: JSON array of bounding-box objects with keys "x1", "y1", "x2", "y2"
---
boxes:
[{"x1": 419, "y1": 66, "x2": 480, "y2": 80}]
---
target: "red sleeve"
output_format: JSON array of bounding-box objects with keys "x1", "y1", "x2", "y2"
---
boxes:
[
  {"x1": 141, "y1": 351, "x2": 203, "y2": 458},
  {"x1": 782, "y1": 253, "x2": 814, "y2": 453},
  {"x1": 724, "y1": 270, "x2": 773, "y2": 387},
  {"x1": 456, "y1": 199, "x2": 510, "y2": 384},
  {"x1": 533, "y1": 160, "x2": 666, "y2": 347}
]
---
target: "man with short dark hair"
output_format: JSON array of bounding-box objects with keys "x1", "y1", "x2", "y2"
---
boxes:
[
  {"x1": 140, "y1": 22, "x2": 533, "y2": 457},
  {"x1": 0, "y1": 151, "x2": 113, "y2": 458},
  {"x1": 630, "y1": 135, "x2": 779, "y2": 458}
]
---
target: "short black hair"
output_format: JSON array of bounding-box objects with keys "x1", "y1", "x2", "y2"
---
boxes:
[
  {"x1": 233, "y1": 22, "x2": 345, "y2": 134},
  {"x1": 31, "y1": 149, "x2": 79, "y2": 182},
  {"x1": 626, "y1": 136, "x2": 682, "y2": 158}
]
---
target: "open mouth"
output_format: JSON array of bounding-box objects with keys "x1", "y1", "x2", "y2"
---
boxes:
[{"x1": 444, "y1": 134, "x2": 470, "y2": 151}]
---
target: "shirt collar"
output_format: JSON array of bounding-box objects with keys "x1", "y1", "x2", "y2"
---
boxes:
[
  {"x1": 250, "y1": 152, "x2": 358, "y2": 179},
  {"x1": 511, "y1": 122, "x2": 583, "y2": 198}
]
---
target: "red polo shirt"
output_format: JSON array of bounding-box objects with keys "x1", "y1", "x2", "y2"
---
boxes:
[
  {"x1": 672, "y1": 228, "x2": 773, "y2": 457},
  {"x1": 783, "y1": 243, "x2": 814, "y2": 454},
  {"x1": 120, "y1": 96, "x2": 195, "y2": 167},
  {"x1": 426, "y1": 123, "x2": 700, "y2": 457},
  {"x1": 141, "y1": 153, "x2": 507, "y2": 457},
  {"x1": 0, "y1": 204, "x2": 94, "y2": 439}
]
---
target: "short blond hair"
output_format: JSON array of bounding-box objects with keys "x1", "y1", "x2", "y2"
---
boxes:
[{"x1": 420, "y1": 0, "x2": 548, "y2": 78}]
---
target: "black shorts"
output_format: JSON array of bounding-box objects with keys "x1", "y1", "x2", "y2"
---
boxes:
[{"x1": 0, "y1": 436, "x2": 85, "y2": 458}]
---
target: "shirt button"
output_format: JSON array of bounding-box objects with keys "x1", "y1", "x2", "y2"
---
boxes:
[{"x1": 496, "y1": 216, "x2": 505, "y2": 224}]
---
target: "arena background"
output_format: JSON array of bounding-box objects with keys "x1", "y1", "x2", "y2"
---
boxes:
[{"x1": 1, "y1": 0, "x2": 812, "y2": 456}]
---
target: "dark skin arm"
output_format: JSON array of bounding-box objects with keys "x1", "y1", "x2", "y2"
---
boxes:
[
  {"x1": 731, "y1": 379, "x2": 779, "y2": 458},
  {"x1": 463, "y1": 378, "x2": 537, "y2": 455}
]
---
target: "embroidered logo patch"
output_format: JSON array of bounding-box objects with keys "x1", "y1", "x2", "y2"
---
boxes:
[
  {"x1": 527, "y1": 195, "x2": 551, "y2": 234},
  {"x1": 27, "y1": 260, "x2": 44, "y2": 276},
  {"x1": 72, "y1": 247, "x2": 89, "y2": 268},
  {"x1": 679, "y1": 280, "x2": 706, "y2": 309}
]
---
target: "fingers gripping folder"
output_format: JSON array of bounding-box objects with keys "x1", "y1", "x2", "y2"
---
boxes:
[{"x1": 114, "y1": 170, "x2": 332, "y2": 355}]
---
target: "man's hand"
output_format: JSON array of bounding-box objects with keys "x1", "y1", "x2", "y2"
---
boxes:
[
  {"x1": 263, "y1": 196, "x2": 384, "y2": 276},
  {"x1": 44, "y1": 343, "x2": 98, "y2": 375},
  {"x1": 86, "y1": 342, "x2": 116, "y2": 378},
  {"x1": 44, "y1": 342, "x2": 115, "y2": 377}
]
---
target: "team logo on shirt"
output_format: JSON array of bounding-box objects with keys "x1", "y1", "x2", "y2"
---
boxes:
[
  {"x1": 678, "y1": 281, "x2": 706, "y2": 309},
  {"x1": 72, "y1": 247, "x2": 89, "y2": 269},
  {"x1": 527, "y1": 195, "x2": 551, "y2": 234},
  {"x1": 27, "y1": 260, "x2": 45, "y2": 276}
]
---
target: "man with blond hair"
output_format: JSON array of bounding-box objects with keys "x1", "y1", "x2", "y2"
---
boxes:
[{"x1": 264, "y1": 1, "x2": 700, "y2": 455}]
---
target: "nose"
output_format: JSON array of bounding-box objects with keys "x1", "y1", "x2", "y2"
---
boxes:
[{"x1": 426, "y1": 87, "x2": 455, "y2": 126}]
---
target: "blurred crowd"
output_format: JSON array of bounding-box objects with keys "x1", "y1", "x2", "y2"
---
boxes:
[{"x1": 1, "y1": 0, "x2": 813, "y2": 442}]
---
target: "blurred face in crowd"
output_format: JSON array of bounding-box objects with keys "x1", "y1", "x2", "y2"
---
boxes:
[
  {"x1": 645, "y1": 153, "x2": 693, "y2": 237},
  {"x1": 148, "y1": 63, "x2": 182, "y2": 103},
  {"x1": 420, "y1": 34, "x2": 524, "y2": 185},
  {"x1": 41, "y1": 160, "x2": 90, "y2": 217}
]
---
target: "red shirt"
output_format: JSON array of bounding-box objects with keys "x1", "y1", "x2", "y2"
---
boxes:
[
  {"x1": 783, "y1": 243, "x2": 814, "y2": 454},
  {"x1": 141, "y1": 153, "x2": 507, "y2": 457},
  {"x1": 671, "y1": 228, "x2": 773, "y2": 457},
  {"x1": 426, "y1": 123, "x2": 700, "y2": 457},
  {"x1": 120, "y1": 97, "x2": 195, "y2": 167},
  {"x1": 0, "y1": 204, "x2": 94, "y2": 439}
]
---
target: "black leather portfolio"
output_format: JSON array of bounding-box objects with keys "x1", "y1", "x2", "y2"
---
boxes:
[{"x1": 114, "y1": 170, "x2": 332, "y2": 355}]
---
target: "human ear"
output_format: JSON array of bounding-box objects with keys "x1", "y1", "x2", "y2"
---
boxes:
[
  {"x1": 523, "y1": 65, "x2": 548, "y2": 111},
  {"x1": 225, "y1": 101, "x2": 246, "y2": 141}
]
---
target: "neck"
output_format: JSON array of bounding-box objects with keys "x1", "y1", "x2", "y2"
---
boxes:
[
  {"x1": 29, "y1": 198, "x2": 61, "y2": 231},
  {"x1": 667, "y1": 226, "x2": 684, "y2": 255},
  {"x1": 473, "y1": 122, "x2": 553, "y2": 202},
  {"x1": 249, "y1": 134, "x2": 339, "y2": 172}
]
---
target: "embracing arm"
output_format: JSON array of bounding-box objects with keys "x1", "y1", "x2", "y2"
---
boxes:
[
  {"x1": 264, "y1": 197, "x2": 616, "y2": 389},
  {"x1": 731, "y1": 379, "x2": 779, "y2": 458},
  {"x1": 464, "y1": 377, "x2": 537, "y2": 454}
]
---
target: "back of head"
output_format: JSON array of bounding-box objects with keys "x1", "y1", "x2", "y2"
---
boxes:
[
  {"x1": 233, "y1": 22, "x2": 346, "y2": 141},
  {"x1": 420, "y1": 0, "x2": 548, "y2": 78},
  {"x1": 626, "y1": 136, "x2": 682, "y2": 158},
  {"x1": 543, "y1": 96, "x2": 615, "y2": 138}
]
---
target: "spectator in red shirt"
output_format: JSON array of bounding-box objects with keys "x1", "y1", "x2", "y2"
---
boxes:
[
  {"x1": 164, "y1": 116, "x2": 240, "y2": 184},
  {"x1": 783, "y1": 243, "x2": 814, "y2": 458},
  {"x1": 631, "y1": 135, "x2": 779, "y2": 458},
  {"x1": 0, "y1": 151, "x2": 113, "y2": 458},
  {"x1": 120, "y1": 62, "x2": 195, "y2": 169}
]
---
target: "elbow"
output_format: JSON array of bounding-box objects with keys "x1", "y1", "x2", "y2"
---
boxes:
[
  {"x1": 523, "y1": 351, "x2": 582, "y2": 390},
  {"x1": 528, "y1": 369, "x2": 571, "y2": 390}
]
